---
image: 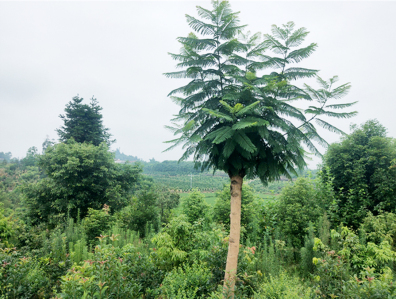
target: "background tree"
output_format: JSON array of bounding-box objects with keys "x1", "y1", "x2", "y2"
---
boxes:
[
  {"x1": 117, "y1": 191, "x2": 159, "y2": 238},
  {"x1": 21, "y1": 147, "x2": 39, "y2": 167},
  {"x1": 165, "y1": 0, "x2": 356, "y2": 292},
  {"x1": 213, "y1": 184, "x2": 258, "y2": 239},
  {"x1": 23, "y1": 140, "x2": 141, "y2": 224},
  {"x1": 322, "y1": 119, "x2": 396, "y2": 228},
  {"x1": 57, "y1": 96, "x2": 114, "y2": 146},
  {"x1": 181, "y1": 189, "x2": 210, "y2": 224},
  {"x1": 155, "y1": 185, "x2": 180, "y2": 223},
  {"x1": 0, "y1": 152, "x2": 12, "y2": 162}
]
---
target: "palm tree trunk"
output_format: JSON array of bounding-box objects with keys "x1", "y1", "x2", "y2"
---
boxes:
[{"x1": 223, "y1": 174, "x2": 243, "y2": 297}]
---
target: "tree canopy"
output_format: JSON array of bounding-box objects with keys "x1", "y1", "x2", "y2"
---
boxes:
[
  {"x1": 57, "y1": 96, "x2": 114, "y2": 146},
  {"x1": 322, "y1": 119, "x2": 396, "y2": 228},
  {"x1": 165, "y1": 2, "x2": 356, "y2": 183},
  {"x1": 23, "y1": 140, "x2": 142, "y2": 223}
]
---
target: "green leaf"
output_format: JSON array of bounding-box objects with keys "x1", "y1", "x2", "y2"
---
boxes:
[
  {"x1": 232, "y1": 117, "x2": 268, "y2": 130},
  {"x1": 234, "y1": 131, "x2": 257, "y2": 153},
  {"x1": 315, "y1": 118, "x2": 346, "y2": 135},
  {"x1": 235, "y1": 101, "x2": 260, "y2": 117},
  {"x1": 202, "y1": 108, "x2": 233, "y2": 121},
  {"x1": 325, "y1": 102, "x2": 357, "y2": 109},
  {"x1": 223, "y1": 139, "x2": 236, "y2": 158},
  {"x1": 213, "y1": 127, "x2": 234, "y2": 144}
]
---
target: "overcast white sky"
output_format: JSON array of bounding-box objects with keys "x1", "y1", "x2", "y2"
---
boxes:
[{"x1": 1, "y1": 1, "x2": 395, "y2": 168}]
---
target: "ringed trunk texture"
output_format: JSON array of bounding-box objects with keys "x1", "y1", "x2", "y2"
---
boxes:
[{"x1": 223, "y1": 175, "x2": 243, "y2": 297}]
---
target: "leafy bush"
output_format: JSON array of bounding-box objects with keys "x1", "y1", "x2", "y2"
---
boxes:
[
  {"x1": 181, "y1": 189, "x2": 210, "y2": 224},
  {"x1": 254, "y1": 272, "x2": 313, "y2": 299},
  {"x1": 152, "y1": 214, "x2": 224, "y2": 270},
  {"x1": 55, "y1": 236, "x2": 140, "y2": 299},
  {"x1": 0, "y1": 247, "x2": 49, "y2": 298},
  {"x1": 122, "y1": 244, "x2": 164, "y2": 299},
  {"x1": 0, "y1": 203, "x2": 15, "y2": 247},
  {"x1": 116, "y1": 191, "x2": 159, "y2": 238},
  {"x1": 345, "y1": 267, "x2": 396, "y2": 298},
  {"x1": 160, "y1": 262, "x2": 214, "y2": 299},
  {"x1": 23, "y1": 140, "x2": 142, "y2": 223},
  {"x1": 361, "y1": 212, "x2": 396, "y2": 248},
  {"x1": 83, "y1": 205, "x2": 115, "y2": 245},
  {"x1": 322, "y1": 120, "x2": 396, "y2": 228},
  {"x1": 276, "y1": 177, "x2": 324, "y2": 248}
]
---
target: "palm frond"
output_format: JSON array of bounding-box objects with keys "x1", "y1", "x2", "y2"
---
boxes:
[
  {"x1": 235, "y1": 101, "x2": 260, "y2": 116},
  {"x1": 186, "y1": 15, "x2": 216, "y2": 36},
  {"x1": 286, "y1": 27, "x2": 309, "y2": 47},
  {"x1": 286, "y1": 43, "x2": 317, "y2": 63},
  {"x1": 234, "y1": 131, "x2": 257, "y2": 153},
  {"x1": 202, "y1": 108, "x2": 233, "y2": 121},
  {"x1": 325, "y1": 101, "x2": 357, "y2": 109},
  {"x1": 315, "y1": 118, "x2": 346, "y2": 135}
]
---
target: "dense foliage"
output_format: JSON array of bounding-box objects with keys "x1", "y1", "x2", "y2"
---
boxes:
[
  {"x1": 2, "y1": 118, "x2": 396, "y2": 298},
  {"x1": 322, "y1": 119, "x2": 396, "y2": 228},
  {"x1": 23, "y1": 140, "x2": 142, "y2": 223},
  {"x1": 1, "y1": 2, "x2": 396, "y2": 298}
]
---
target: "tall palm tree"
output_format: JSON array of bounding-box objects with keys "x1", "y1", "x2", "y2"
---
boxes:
[{"x1": 165, "y1": 1, "x2": 356, "y2": 295}]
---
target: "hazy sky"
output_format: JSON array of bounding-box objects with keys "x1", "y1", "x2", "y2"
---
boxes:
[{"x1": 1, "y1": 1, "x2": 395, "y2": 168}]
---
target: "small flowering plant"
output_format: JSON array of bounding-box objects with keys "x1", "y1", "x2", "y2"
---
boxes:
[
  {"x1": 345, "y1": 267, "x2": 396, "y2": 298},
  {"x1": 0, "y1": 247, "x2": 49, "y2": 298},
  {"x1": 54, "y1": 236, "x2": 140, "y2": 299}
]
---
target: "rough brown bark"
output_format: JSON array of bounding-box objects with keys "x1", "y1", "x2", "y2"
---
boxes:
[{"x1": 223, "y1": 175, "x2": 243, "y2": 297}]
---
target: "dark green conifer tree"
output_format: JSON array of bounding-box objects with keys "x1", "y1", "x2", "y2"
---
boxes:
[{"x1": 57, "y1": 96, "x2": 114, "y2": 146}]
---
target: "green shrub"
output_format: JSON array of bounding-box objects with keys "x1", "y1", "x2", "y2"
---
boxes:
[
  {"x1": 345, "y1": 267, "x2": 396, "y2": 298},
  {"x1": 181, "y1": 189, "x2": 210, "y2": 224},
  {"x1": 160, "y1": 262, "x2": 214, "y2": 299},
  {"x1": 56, "y1": 236, "x2": 140, "y2": 299},
  {"x1": 0, "y1": 203, "x2": 15, "y2": 247},
  {"x1": 276, "y1": 177, "x2": 323, "y2": 248},
  {"x1": 152, "y1": 214, "x2": 224, "y2": 270},
  {"x1": 0, "y1": 247, "x2": 49, "y2": 298},
  {"x1": 361, "y1": 212, "x2": 396, "y2": 248},
  {"x1": 83, "y1": 205, "x2": 115, "y2": 245},
  {"x1": 122, "y1": 244, "x2": 164, "y2": 299},
  {"x1": 254, "y1": 272, "x2": 313, "y2": 299},
  {"x1": 116, "y1": 191, "x2": 159, "y2": 238},
  {"x1": 321, "y1": 120, "x2": 396, "y2": 228}
]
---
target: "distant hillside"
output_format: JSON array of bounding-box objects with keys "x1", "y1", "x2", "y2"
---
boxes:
[
  {"x1": 114, "y1": 150, "x2": 317, "y2": 192},
  {"x1": 114, "y1": 149, "x2": 142, "y2": 162}
]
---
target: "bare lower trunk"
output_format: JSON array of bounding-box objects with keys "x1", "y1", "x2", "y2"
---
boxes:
[{"x1": 223, "y1": 175, "x2": 243, "y2": 298}]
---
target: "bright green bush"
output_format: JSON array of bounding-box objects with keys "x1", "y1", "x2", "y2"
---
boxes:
[
  {"x1": 122, "y1": 244, "x2": 164, "y2": 299},
  {"x1": 56, "y1": 236, "x2": 140, "y2": 299},
  {"x1": 152, "y1": 214, "x2": 228, "y2": 273},
  {"x1": 361, "y1": 212, "x2": 396, "y2": 248},
  {"x1": 0, "y1": 203, "x2": 15, "y2": 247},
  {"x1": 116, "y1": 191, "x2": 159, "y2": 238},
  {"x1": 254, "y1": 272, "x2": 313, "y2": 299},
  {"x1": 160, "y1": 262, "x2": 214, "y2": 299},
  {"x1": 181, "y1": 189, "x2": 210, "y2": 224},
  {"x1": 0, "y1": 248, "x2": 49, "y2": 298},
  {"x1": 345, "y1": 267, "x2": 396, "y2": 298},
  {"x1": 276, "y1": 177, "x2": 323, "y2": 248},
  {"x1": 83, "y1": 205, "x2": 115, "y2": 245},
  {"x1": 23, "y1": 140, "x2": 142, "y2": 223},
  {"x1": 322, "y1": 120, "x2": 396, "y2": 228}
]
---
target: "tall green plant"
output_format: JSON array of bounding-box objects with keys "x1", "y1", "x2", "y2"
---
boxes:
[{"x1": 165, "y1": 0, "x2": 356, "y2": 292}]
